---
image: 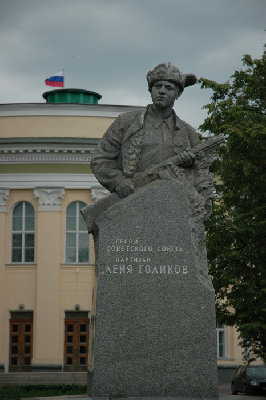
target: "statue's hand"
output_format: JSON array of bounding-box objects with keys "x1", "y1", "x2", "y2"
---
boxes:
[
  {"x1": 174, "y1": 150, "x2": 195, "y2": 167},
  {"x1": 115, "y1": 179, "x2": 135, "y2": 198}
]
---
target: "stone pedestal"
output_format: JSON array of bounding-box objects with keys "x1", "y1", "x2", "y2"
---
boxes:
[{"x1": 88, "y1": 179, "x2": 218, "y2": 399}]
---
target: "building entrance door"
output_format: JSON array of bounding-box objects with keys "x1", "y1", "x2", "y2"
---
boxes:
[
  {"x1": 9, "y1": 313, "x2": 33, "y2": 371},
  {"x1": 64, "y1": 312, "x2": 89, "y2": 371}
]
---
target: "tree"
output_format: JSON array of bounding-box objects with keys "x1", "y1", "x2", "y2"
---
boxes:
[{"x1": 199, "y1": 47, "x2": 266, "y2": 361}]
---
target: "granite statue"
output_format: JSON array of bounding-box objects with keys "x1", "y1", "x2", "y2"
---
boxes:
[
  {"x1": 82, "y1": 62, "x2": 223, "y2": 232},
  {"x1": 91, "y1": 63, "x2": 199, "y2": 197},
  {"x1": 81, "y1": 63, "x2": 224, "y2": 400}
]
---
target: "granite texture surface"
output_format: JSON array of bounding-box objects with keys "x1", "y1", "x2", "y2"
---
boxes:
[{"x1": 87, "y1": 179, "x2": 218, "y2": 399}]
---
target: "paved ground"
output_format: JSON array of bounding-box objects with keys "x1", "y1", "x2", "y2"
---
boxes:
[
  {"x1": 23, "y1": 384, "x2": 266, "y2": 400},
  {"x1": 218, "y1": 385, "x2": 266, "y2": 399}
]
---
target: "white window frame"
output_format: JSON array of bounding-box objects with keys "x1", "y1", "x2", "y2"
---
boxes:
[
  {"x1": 65, "y1": 201, "x2": 90, "y2": 264},
  {"x1": 217, "y1": 324, "x2": 228, "y2": 359},
  {"x1": 10, "y1": 201, "x2": 35, "y2": 264}
]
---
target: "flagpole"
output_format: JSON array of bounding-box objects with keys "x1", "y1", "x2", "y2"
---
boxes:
[{"x1": 63, "y1": 68, "x2": 65, "y2": 88}]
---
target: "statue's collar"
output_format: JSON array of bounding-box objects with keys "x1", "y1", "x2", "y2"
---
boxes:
[
  {"x1": 124, "y1": 106, "x2": 181, "y2": 143},
  {"x1": 144, "y1": 105, "x2": 180, "y2": 130}
]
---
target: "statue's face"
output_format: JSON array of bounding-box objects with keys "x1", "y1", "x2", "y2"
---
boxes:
[{"x1": 151, "y1": 80, "x2": 180, "y2": 108}]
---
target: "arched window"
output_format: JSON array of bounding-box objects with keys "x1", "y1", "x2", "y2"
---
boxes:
[
  {"x1": 11, "y1": 202, "x2": 35, "y2": 263},
  {"x1": 66, "y1": 201, "x2": 90, "y2": 264}
]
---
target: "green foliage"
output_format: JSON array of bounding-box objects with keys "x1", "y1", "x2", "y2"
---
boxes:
[
  {"x1": 0, "y1": 384, "x2": 86, "y2": 400},
  {"x1": 199, "y1": 46, "x2": 266, "y2": 361}
]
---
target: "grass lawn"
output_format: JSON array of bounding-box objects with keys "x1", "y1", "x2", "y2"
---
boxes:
[{"x1": 0, "y1": 384, "x2": 87, "y2": 399}]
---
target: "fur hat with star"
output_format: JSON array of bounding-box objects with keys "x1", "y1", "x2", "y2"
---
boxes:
[{"x1": 146, "y1": 62, "x2": 197, "y2": 92}]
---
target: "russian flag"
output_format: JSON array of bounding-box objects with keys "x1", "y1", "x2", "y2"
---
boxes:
[{"x1": 45, "y1": 71, "x2": 64, "y2": 87}]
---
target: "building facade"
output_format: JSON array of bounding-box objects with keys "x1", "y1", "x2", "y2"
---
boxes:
[{"x1": 0, "y1": 89, "x2": 250, "y2": 379}]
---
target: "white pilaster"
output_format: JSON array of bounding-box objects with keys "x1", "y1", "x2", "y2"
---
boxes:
[
  {"x1": 0, "y1": 189, "x2": 10, "y2": 213},
  {"x1": 91, "y1": 188, "x2": 109, "y2": 202},
  {"x1": 34, "y1": 188, "x2": 65, "y2": 211}
]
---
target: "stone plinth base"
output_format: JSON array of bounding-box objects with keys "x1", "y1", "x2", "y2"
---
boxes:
[{"x1": 87, "y1": 180, "x2": 218, "y2": 399}]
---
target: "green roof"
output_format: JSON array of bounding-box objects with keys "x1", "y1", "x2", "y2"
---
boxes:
[{"x1": 42, "y1": 88, "x2": 102, "y2": 105}]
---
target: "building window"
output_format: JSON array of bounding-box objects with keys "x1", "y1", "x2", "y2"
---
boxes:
[
  {"x1": 243, "y1": 340, "x2": 252, "y2": 361},
  {"x1": 11, "y1": 202, "x2": 35, "y2": 263},
  {"x1": 66, "y1": 201, "x2": 90, "y2": 264},
  {"x1": 217, "y1": 324, "x2": 228, "y2": 358}
]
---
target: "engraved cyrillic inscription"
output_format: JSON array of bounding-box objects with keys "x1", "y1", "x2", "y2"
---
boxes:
[{"x1": 102, "y1": 237, "x2": 189, "y2": 276}]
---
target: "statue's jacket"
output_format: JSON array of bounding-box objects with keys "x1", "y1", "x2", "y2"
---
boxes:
[{"x1": 91, "y1": 105, "x2": 200, "y2": 192}]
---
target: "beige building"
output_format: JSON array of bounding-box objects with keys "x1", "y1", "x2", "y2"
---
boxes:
[{"x1": 0, "y1": 88, "x2": 249, "y2": 381}]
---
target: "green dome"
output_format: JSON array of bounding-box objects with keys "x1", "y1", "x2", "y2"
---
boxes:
[{"x1": 42, "y1": 88, "x2": 102, "y2": 104}]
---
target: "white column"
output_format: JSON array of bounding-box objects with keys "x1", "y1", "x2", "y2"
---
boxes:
[
  {"x1": 32, "y1": 188, "x2": 65, "y2": 367},
  {"x1": 0, "y1": 189, "x2": 9, "y2": 212},
  {"x1": 34, "y1": 188, "x2": 65, "y2": 211},
  {"x1": 90, "y1": 188, "x2": 109, "y2": 202},
  {"x1": 0, "y1": 189, "x2": 9, "y2": 370}
]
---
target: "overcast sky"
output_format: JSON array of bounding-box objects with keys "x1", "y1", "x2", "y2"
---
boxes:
[{"x1": 0, "y1": 0, "x2": 265, "y2": 129}]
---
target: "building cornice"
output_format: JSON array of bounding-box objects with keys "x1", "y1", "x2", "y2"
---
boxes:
[
  {"x1": 0, "y1": 173, "x2": 104, "y2": 189},
  {"x1": 0, "y1": 141, "x2": 97, "y2": 164},
  {"x1": 0, "y1": 137, "x2": 98, "y2": 144},
  {"x1": 0, "y1": 103, "x2": 145, "y2": 118}
]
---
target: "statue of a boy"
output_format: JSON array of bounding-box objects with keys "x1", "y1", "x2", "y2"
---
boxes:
[{"x1": 91, "y1": 62, "x2": 200, "y2": 198}]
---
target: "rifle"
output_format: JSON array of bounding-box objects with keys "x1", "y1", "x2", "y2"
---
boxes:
[
  {"x1": 81, "y1": 134, "x2": 225, "y2": 233},
  {"x1": 132, "y1": 134, "x2": 225, "y2": 187}
]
